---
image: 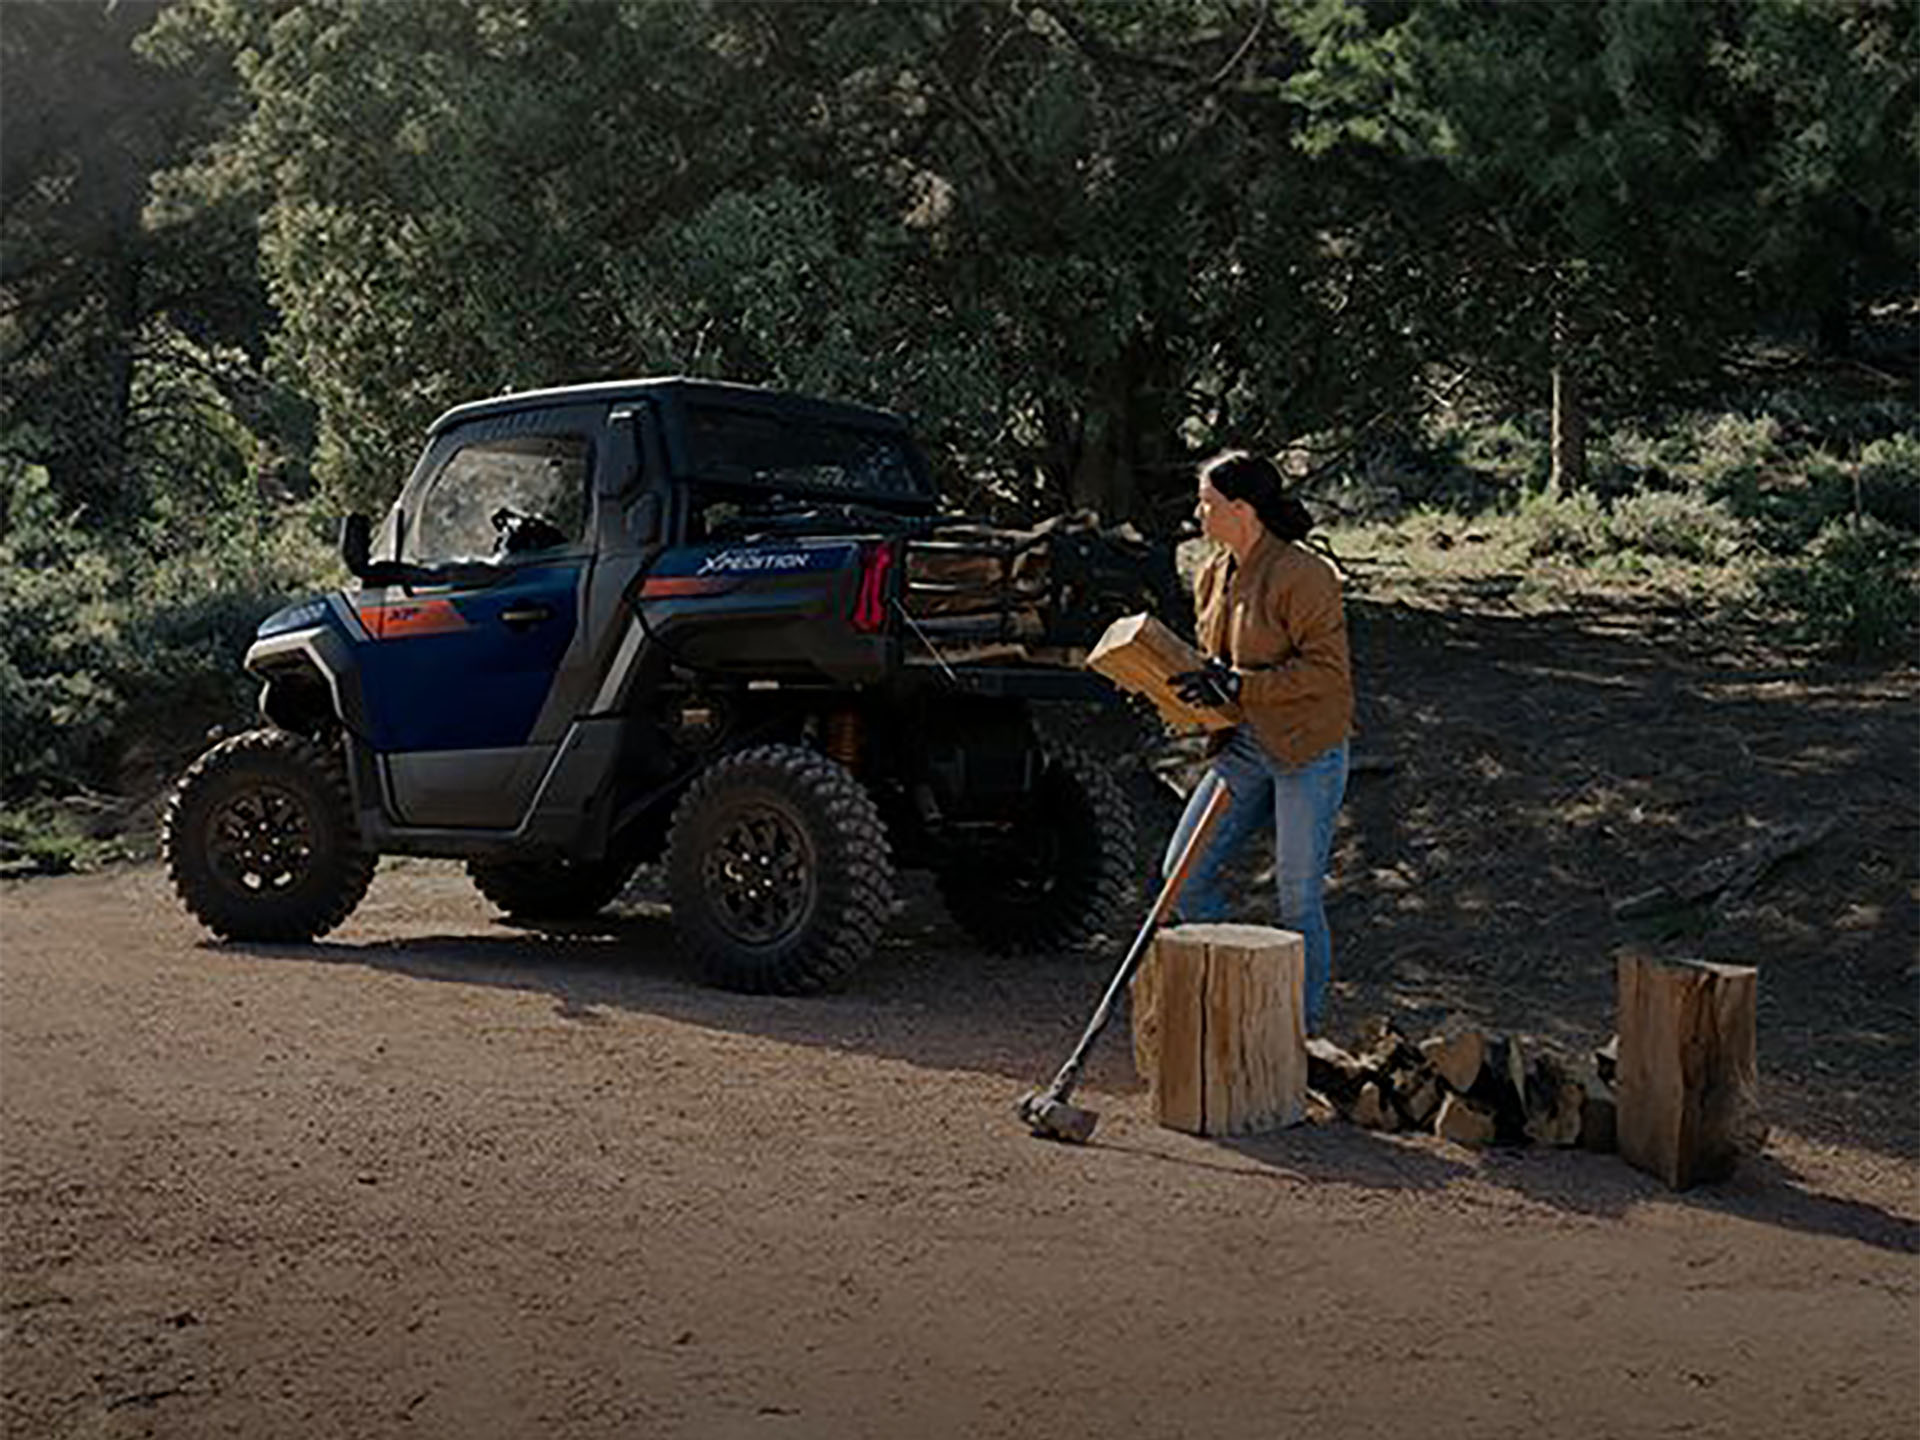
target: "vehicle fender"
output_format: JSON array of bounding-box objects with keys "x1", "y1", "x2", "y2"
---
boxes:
[{"x1": 245, "y1": 615, "x2": 370, "y2": 739}]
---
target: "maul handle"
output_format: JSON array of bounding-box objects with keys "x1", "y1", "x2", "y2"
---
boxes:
[{"x1": 1042, "y1": 782, "x2": 1234, "y2": 1102}]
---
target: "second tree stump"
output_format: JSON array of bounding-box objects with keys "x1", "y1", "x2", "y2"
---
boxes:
[
  {"x1": 1616, "y1": 955, "x2": 1766, "y2": 1188},
  {"x1": 1131, "y1": 923, "x2": 1307, "y2": 1135}
]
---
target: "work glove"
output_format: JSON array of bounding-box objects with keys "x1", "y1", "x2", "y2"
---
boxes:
[{"x1": 1170, "y1": 656, "x2": 1242, "y2": 710}]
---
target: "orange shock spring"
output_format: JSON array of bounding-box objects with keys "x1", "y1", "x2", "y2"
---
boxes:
[{"x1": 823, "y1": 709, "x2": 864, "y2": 772}]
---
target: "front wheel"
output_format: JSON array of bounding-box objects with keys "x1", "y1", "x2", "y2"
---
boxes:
[
  {"x1": 935, "y1": 740, "x2": 1136, "y2": 953},
  {"x1": 666, "y1": 744, "x2": 893, "y2": 994},
  {"x1": 163, "y1": 729, "x2": 374, "y2": 941}
]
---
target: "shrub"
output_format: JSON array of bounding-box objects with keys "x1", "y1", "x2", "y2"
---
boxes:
[
  {"x1": 1454, "y1": 416, "x2": 1548, "y2": 492},
  {"x1": 1590, "y1": 425, "x2": 1681, "y2": 496},
  {"x1": 1513, "y1": 485, "x2": 1747, "y2": 564},
  {"x1": 1607, "y1": 490, "x2": 1745, "y2": 563},
  {"x1": 1514, "y1": 487, "x2": 1610, "y2": 559},
  {"x1": 0, "y1": 465, "x2": 334, "y2": 802},
  {"x1": 0, "y1": 802, "x2": 121, "y2": 878},
  {"x1": 1690, "y1": 413, "x2": 1786, "y2": 491},
  {"x1": 1762, "y1": 517, "x2": 1918, "y2": 661},
  {"x1": 1856, "y1": 433, "x2": 1920, "y2": 534}
]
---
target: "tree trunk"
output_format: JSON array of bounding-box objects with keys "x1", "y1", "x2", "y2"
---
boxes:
[
  {"x1": 1550, "y1": 360, "x2": 1587, "y2": 494},
  {"x1": 1061, "y1": 334, "x2": 1176, "y2": 522},
  {"x1": 1067, "y1": 409, "x2": 1133, "y2": 519}
]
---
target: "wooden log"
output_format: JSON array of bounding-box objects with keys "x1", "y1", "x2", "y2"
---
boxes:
[
  {"x1": 1465, "y1": 1036, "x2": 1531, "y2": 1144},
  {"x1": 1356, "y1": 1020, "x2": 1423, "y2": 1077},
  {"x1": 1611, "y1": 816, "x2": 1839, "y2": 920},
  {"x1": 1305, "y1": 1036, "x2": 1368, "y2": 1108},
  {"x1": 1131, "y1": 923, "x2": 1306, "y2": 1136},
  {"x1": 1579, "y1": 1093, "x2": 1619, "y2": 1153},
  {"x1": 1616, "y1": 956, "x2": 1766, "y2": 1189},
  {"x1": 1503, "y1": 1035, "x2": 1529, "y2": 1109},
  {"x1": 1350, "y1": 1082, "x2": 1393, "y2": 1131},
  {"x1": 1419, "y1": 1028, "x2": 1486, "y2": 1092},
  {"x1": 1434, "y1": 1093, "x2": 1497, "y2": 1145},
  {"x1": 1594, "y1": 1034, "x2": 1618, "y2": 1089},
  {"x1": 1203, "y1": 927, "x2": 1307, "y2": 1134},
  {"x1": 1517, "y1": 1050, "x2": 1585, "y2": 1147},
  {"x1": 1398, "y1": 1075, "x2": 1443, "y2": 1129},
  {"x1": 1086, "y1": 612, "x2": 1239, "y2": 732},
  {"x1": 1131, "y1": 931, "x2": 1206, "y2": 1132},
  {"x1": 1526, "y1": 1081, "x2": 1588, "y2": 1147}
]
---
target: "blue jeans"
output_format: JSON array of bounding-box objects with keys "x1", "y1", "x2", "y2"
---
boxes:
[{"x1": 1161, "y1": 728, "x2": 1349, "y2": 1032}]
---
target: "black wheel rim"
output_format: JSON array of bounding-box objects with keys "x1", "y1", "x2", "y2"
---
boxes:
[
  {"x1": 702, "y1": 802, "x2": 815, "y2": 946},
  {"x1": 208, "y1": 783, "x2": 316, "y2": 895}
]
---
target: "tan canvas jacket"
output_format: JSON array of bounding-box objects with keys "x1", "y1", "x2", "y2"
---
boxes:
[{"x1": 1192, "y1": 531, "x2": 1354, "y2": 766}]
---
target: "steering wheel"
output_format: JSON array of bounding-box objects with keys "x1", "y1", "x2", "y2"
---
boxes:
[{"x1": 491, "y1": 506, "x2": 568, "y2": 556}]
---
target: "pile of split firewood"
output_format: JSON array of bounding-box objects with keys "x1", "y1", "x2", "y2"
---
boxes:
[{"x1": 1308, "y1": 1020, "x2": 1619, "y2": 1151}]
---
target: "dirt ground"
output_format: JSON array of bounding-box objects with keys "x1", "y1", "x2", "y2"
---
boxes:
[{"x1": 3, "y1": 590, "x2": 1916, "y2": 1438}]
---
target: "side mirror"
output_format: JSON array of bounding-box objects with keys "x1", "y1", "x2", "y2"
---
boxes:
[{"x1": 338, "y1": 513, "x2": 373, "y2": 578}]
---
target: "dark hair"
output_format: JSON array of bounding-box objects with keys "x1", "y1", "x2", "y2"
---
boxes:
[{"x1": 1201, "y1": 450, "x2": 1313, "y2": 542}]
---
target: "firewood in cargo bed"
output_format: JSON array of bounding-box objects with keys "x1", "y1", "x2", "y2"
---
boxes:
[
  {"x1": 903, "y1": 541, "x2": 1048, "y2": 618},
  {"x1": 900, "y1": 516, "x2": 1179, "y2": 655}
]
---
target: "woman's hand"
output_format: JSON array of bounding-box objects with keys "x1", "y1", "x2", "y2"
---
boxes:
[{"x1": 1170, "y1": 656, "x2": 1242, "y2": 709}]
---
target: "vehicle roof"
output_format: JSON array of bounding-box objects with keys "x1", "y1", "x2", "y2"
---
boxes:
[{"x1": 426, "y1": 376, "x2": 910, "y2": 438}]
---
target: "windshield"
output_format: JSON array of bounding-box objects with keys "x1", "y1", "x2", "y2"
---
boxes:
[{"x1": 684, "y1": 404, "x2": 931, "y2": 503}]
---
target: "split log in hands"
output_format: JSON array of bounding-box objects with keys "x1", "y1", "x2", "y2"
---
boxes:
[{"x1": 1087, "y1": 612, "x2": 1240, "y2": 733}]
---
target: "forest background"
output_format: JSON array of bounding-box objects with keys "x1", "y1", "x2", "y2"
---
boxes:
[{"x1": 1, "y1": 0, "x2": 1914, "y2": 871}]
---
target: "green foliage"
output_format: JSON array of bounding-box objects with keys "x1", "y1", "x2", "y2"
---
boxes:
[
  {"x1": 1444, "y1": 416, "x2": 1550, "y2": 493},
  {"x1": 0, "y1": 801, "x2": 124, "y2": 878},
  {"x1": 1674, "y1": 403, "x2": 1920, "y2": 555},
  {"x1": 0, "y1": 0, "x2": 1913, "y2": 827},
  {"x1": 1281, "y1": 0, "x2": 1915, "y2": 416},
  {"x1": 2, "y1": 0, "x2": 282, "y2": 533},
  {"x1": 1606, "y1": 490, "x2": 1745, "y2": 563},
  {"x1": 0, "y1": 463, "x2": 334, "y2": 802},
  {"x1": 1857, "y1": 433, "x2": 1920, "y2": 533},
  {"x1": 1514, "y1": 487, "x2": 1612, "y2": 560},
  {"x1": 1762, "y1": 517, "x2": 1919, "y2": 660},
  {"x1": 138, "y1": 1, "x2": 1491, "y2": 518},
  {"x1": 1492, "y1": 402, "x2": 1901, "y2": 570}
]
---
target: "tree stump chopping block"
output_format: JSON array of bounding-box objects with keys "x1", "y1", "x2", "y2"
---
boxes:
[
  {"x1": 1131, "y1": 924, "x2": 1306, "y2": 1136},
  {"x1": 1616, "y1": 956, "x2": 1767, "y2": 1189}
]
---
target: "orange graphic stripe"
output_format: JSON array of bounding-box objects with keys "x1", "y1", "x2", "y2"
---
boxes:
[
  {"x1": 357, "y1": 599, "x2": 470, "y2": 639},
  {"x1": 638, "y1": 576, "x2": 738, "y2": 598}
]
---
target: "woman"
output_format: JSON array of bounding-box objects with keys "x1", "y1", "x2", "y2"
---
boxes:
[{"x1": 1164, "y1": 450, "x2": 1354, "y2": 1034}]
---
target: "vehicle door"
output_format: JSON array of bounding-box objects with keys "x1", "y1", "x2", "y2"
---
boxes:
[{"x1": 354, "y1": 410, "x2": 597, "y2": 829}]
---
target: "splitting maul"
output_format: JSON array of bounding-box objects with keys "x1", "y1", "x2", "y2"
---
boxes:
[{"x1": 1017, "y1": 782, "x2": 1234, "y2": 1143}]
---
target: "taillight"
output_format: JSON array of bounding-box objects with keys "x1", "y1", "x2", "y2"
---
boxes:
[{"x1": 852, "y1": 541, "x2": 896, "y2": 633}]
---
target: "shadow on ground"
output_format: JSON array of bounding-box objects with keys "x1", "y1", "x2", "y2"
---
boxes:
[
  {"x1": 212, "y1": 592, "x2": 1917, "y2": 1242},
  {"x1": 214, "y1": 871, "x2": 1919, "y2": 1261}
]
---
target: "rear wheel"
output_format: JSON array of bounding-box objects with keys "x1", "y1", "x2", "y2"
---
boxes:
[
  {"x1": 666, "y1": 744, "x2": 893, "y2": 994},
  {"x1": 467, "y1": 855, "x2": 636, "y2": 920},
  {"x1": 163, "y1": 728, "x2": 374, "y2": 941},
  {"x1": 935, "y1": 740, "x2": 1136, "y2": 953}
]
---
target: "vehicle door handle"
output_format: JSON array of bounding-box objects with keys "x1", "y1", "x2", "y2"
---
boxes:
[{"x1": 499, "y1": 604, "x2": 553, "y2": 630}]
